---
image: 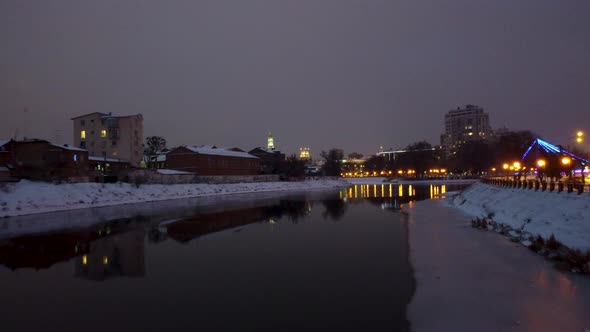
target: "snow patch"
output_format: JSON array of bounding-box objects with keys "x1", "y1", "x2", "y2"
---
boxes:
[{"x1": 450, "y1": 182, "x2": 590, "y2": 250}]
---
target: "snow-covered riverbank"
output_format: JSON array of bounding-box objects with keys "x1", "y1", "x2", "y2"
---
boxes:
[
  {"x1": 407, "y1": 199, "x2": 590, "y2": 332},
  {"x1": 450, "y1": 182, "x2": 590, "y2": 250},
  {"x1": 0, "y1": 179, "x2": 348, "y2": 217}
]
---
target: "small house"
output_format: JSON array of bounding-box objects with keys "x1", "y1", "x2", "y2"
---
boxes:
[{"x1": 11, "y1": 139, "x2": 89, "y2": 182}]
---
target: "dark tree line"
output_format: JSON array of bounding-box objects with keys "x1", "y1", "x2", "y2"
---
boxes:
[{"x1": 362, "y1": 131, "x2": 538, "y2": 176}]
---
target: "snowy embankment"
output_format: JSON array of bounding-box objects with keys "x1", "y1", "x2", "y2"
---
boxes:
[
  {"x1": 0, "y1": 179, "x2": 349, "y2": 217},
  {"x1": 450, "y1": 182, "x2": 590, "y2": 250}
]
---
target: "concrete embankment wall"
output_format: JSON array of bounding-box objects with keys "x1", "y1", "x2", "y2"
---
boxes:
[{"x1": 127, "y1": 170, "x2": 280, "y2": 184}]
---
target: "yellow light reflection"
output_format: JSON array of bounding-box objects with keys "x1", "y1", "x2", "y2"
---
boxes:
[
  {"x1": 82, "y1": 255, "x2": 88, "y2": 265},
  {"x1": 441, "y1": 185, "x2": 446, "y2": 194},
  {"x1": 374, "y1": 184, "x2": 377, "y2": 198},
  {"x1": 389, "y1": 184, "x2": 392, "y2": 197},
  {"x1": 399, "y1": 184, "x2": 403, "y2": 197},
  {"x1": 103, "y1": 256, "x2": 108, "y2": 265}
]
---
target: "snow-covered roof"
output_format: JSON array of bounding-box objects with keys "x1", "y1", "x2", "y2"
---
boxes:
[
  {"x1": 50, "y1": 144, "x2": 87, "y2": 152},
  {"x1": 157, "y1": 169, "x2": 194, "y2": 175},
  {"x1": 184, "y1": 146, "x2": 258, "y2": 159},
  {"x1": 0, "y1": 140, "x2": 9, "y2": 147},
  {"x1": 89, "y1": 156, "x2": 129, "y2": 163}
]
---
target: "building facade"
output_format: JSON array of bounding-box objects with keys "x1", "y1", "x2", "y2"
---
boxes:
[
  {"x1": 72, "y1": 112, "x2": 143, "y2": 167},
  {"x1": 440, "y1": 105, "x2": 491, "y2": 153},
  {"x1": 166, "y1": 145, "x2": 260, "y2": 175},
  {"x1": 0, "y1": 140, "x2": 12, "y2": 167},
  {"x1": 11, "y1": 139, "x2": 89, "y2": 182},
  {"x1": 299, "y1": 147, "x2": 311, "y2": 162},
  {"x1": 248, "y1": 147, "x2": 286, "y2": 174}
]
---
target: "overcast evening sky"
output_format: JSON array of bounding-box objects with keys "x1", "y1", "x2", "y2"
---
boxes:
[{"x1": 1, "y1": 0, "x2": 589, "y2": 158}]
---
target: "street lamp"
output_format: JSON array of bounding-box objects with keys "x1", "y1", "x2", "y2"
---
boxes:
[
  {"x1": 576, "y1": 130, "x2": 584, "y2": 144},
  {"x1": 537, "y1": 159, "x2": 546, "y2": 168},
  {"x1": 561, "y1": 157, "x2": 571, "y2": 165},
  {"x1": 513, "y1": 161, "x2": 521, "y2": 169}
]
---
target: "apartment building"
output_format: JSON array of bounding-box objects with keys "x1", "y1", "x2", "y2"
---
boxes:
[
  {"x1": 72, "y1": 112, "x2": 143, "y2": 167},
  {"x1": 440, "y1": 105, "x2": 491, "y2": 153}
]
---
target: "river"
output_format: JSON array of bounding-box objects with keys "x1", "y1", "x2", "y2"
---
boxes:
[{"x1": 0, "y1": 183, "x2": 476, "y2": 331}]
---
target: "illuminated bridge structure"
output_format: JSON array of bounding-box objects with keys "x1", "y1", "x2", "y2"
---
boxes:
[{"x1": 521, "y1": 138, "x2": 588, "y2": 165}]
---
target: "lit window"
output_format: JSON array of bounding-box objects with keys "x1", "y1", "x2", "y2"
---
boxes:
[
  {"x1": 82, "y1": 255, "x2": 88, "y2": 265},
  {"x1": 73, "y1": 154, "x2": 78, "y2": 162},
  {"x1": 101, "y1": 130, "x2": 107, "y2": 137},
  {"x1": 81, "y1": 130, "x2": 86, "y2": 139}
]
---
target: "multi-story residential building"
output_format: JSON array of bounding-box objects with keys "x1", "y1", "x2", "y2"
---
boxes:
[
  {"x1": 440, "y1": 105, "x2": 491, "y2": 153},
  {"x1": 72, "y1": 112, "x2": 143, "y2": 167}
]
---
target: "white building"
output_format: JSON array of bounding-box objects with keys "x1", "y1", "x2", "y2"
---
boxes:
[
  {"x1": 72, "y1": 112, "x2": 144, "y2": 167},
  {"x1": 440, "y1": 105, "x2": 491, "y2": 153}
]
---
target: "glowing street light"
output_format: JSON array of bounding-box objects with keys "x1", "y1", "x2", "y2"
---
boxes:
[
  {"x1": 561, "y1": 157, "x2": 571, "y2": 166},
  {"x1": 502, "y1": 163, "x2": 509, "y2": 170},
  {"x1": 576, "y1": 130, "x2": 584, "y2": 143},
  {"x1": 513, "y1": 161, "x2": 521, "y2": 169},
  {"x1": 536, "y1": 159, "x2": 546, "y2": 168}
]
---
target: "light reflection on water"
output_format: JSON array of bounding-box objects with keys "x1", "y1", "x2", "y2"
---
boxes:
[{"x1": 0, "y1": 183, "x2": 467, "y2": 332}]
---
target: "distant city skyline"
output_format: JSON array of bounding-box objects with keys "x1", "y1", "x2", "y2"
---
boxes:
[{"x1": 1, "y1": 0, "x2": 589, "y2": 158}]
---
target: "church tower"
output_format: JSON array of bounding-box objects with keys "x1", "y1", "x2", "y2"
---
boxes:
[{"x1": 267, "y1": 132, "x2": 275, "y2": 150}]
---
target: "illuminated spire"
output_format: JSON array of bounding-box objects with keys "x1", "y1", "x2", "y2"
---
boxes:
[{"x1": 267, "y1": 131, "x2": 275, "y2": 150}]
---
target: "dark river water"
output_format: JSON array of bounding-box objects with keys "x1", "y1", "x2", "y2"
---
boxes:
[{"x1": 0, "y1": 183, "x2": 464, "y2": 332}]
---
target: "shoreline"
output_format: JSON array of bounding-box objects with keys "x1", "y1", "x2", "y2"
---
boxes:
[
  {"x1": 406, "y1": 199, "x2": 590, "y2": 331},
  {"x1": 345, "y1": 177, "x2": 479, "y2": 185},
  {"x1": 0, "y1": 179, "x2": 348, "y2": 218}
]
